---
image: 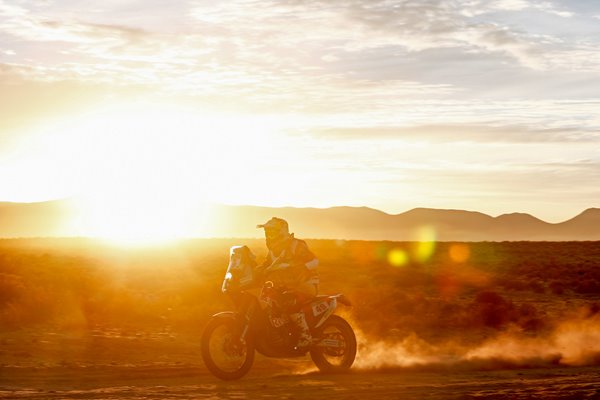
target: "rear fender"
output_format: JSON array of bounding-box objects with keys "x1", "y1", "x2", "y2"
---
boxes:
[
  {"x1": 309, "y1": 294, "x2": 352, "y2": 329},
  {"x1": 331, "y1": 294, "x2": 352, "y2": 306}
]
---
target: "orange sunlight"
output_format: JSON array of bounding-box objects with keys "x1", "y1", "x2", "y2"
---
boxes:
[{"x1": 41, "y1": 103, "x2": 280, "y2": 245}]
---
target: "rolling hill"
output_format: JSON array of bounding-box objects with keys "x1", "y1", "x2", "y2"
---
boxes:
[
  {"x1": 208, "y1": 204, "x2": 600, "y2": 241},
  {"x1": 2, "y1": 200, "x2": 598, "y2": 241}
]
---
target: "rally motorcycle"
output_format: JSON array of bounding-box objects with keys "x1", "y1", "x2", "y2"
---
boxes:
[{"x1": 201, "y1": 245, "x2": 357, "y2": 380}]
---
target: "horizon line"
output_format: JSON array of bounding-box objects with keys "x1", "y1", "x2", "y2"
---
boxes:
[{"x1": 2, "y1": 198, "x2": 598, "y2": 226}]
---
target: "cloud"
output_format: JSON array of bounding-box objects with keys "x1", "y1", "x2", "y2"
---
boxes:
[
  {"x1": 276, "y1": 128, "x2": 600, "y2": 222},
  {"x1": 492, "y1": 0, "x2": 532, "y2": 11},
  {"x1": 463, "y1": 0, "x2": 575, "y2": 18},
  {"x1": 310, "y1": 124, "x2": 600, "y2": 144},
  {"x1": 189, "y1": 0, "x2": 557, "y2": 70},
  {"x1": 0, "y1": 1, "x2": 202, "y2": 67},
  {"x1": 0, "y1": 1, "x2": 154, "y2": 49},
  {"x1": 340, "y1": 0, "x2": 579, "y2": 70},
  {"x1": 1, "y1": 0, "x2": 599, "y2": 133},
  {"x1": 0, "y1": 1, "x2": 26, "y2": 18},
  {"x1": 2, "y1": 0, "x2": 598, "y2": 95},
  {"x1": 297, "y1": 98, "x2": 600, "y2": 138}
]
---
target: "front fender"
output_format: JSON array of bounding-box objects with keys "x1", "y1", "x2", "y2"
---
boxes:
[
  {"x1": 210, "y1": 311, "x2": 237, "y2": 320},
  {"x1": 206, "y1": 311, "x2": 253, "y2": 343}
]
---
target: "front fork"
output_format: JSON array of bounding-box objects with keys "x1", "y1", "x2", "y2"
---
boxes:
[{"x1": 237, "y1": 298, "x2": 256, "y2": 344}]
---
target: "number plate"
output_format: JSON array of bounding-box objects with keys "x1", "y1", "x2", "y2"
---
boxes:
[{"x1": 312, "y1": 301, "x2": 329, "y2": 316}]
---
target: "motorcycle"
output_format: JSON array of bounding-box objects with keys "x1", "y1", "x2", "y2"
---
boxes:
[{"x1": 201, "y1": 245, "x2": 357, "y2": 380}]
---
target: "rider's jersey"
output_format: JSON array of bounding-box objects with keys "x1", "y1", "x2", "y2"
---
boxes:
[{"x1": 263, "y1": 236, "x2": 319, "y2": 290}]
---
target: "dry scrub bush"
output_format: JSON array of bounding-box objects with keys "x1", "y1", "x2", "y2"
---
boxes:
[
  {"x1": 576, "y1": 279, "x2": 600, "y2": 294},
  {"x1": 0, "y1": 239, "x2": 599, "y2": 344},
  {"x1": 0, "y1": 273, "x2": 25, "y2": 305},
  {"x1": 549, "y1": 281, "x2": 565, "y2": 295}
]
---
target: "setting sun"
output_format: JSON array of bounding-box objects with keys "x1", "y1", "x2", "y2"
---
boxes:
[{"x1": 33, "y1": 103, "x2": 282, "y2": 244}]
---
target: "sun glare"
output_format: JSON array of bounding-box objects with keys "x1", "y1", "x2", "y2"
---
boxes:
[{"x1": 46, "y1": 103, "x2": 279, "y2": 245}]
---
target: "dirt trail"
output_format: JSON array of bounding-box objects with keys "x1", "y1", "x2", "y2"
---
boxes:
[
  {"x1": 2, "y1": 363, "x2": 600, "y2": 399},
  {"x1": 3, "y1": 325, "x2": 600, "y2": 399}
]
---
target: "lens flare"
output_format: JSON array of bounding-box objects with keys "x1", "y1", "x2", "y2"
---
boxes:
[
  {"x1": 388, "y1": 249, "x2": 408, "y2": 267},
  {"x1": 414, "y1": 226, "x2": 437, "y2": 263}
]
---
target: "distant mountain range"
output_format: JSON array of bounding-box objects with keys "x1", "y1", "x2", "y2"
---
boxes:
[
  {"x1": 1, "y1": 200, "x2": 599, "y2": 241},
  {"x1": 208, "y1": 204, "x2": 600, "y2": 241}
]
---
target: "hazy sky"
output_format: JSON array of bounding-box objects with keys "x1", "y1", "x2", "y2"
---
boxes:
[{"x1": 1, "y1": 0, "x2": 599, "y2": 224}]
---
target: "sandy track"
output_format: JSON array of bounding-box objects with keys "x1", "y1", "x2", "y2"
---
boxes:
[{"x1": 2, "y1": 364, "x2": 600, "y2": 399}]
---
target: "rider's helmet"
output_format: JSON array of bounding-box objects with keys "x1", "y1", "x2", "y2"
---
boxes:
[{"x1": 257, "y1": 217, "x2": 291, "y2": 251}]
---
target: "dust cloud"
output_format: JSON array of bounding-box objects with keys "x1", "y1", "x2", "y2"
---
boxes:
[
  {"x1": 353, "y1": 314, "x2": 600, "y2": 371},
  {"x1": 466, "y1": 315, "x2": 600, "y2": 367}
]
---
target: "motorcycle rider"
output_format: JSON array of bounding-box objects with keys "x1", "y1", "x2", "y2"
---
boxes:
[{"x1": 256, "y1": 217, "x2": 319, "y2": 348}]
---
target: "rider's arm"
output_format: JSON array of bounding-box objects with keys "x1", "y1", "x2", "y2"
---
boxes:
[
  {"x1": 293, "y1": 240, "x2": 319, "y2": 270},
  {"x1": 260, "y1": 250, "x2": 290, "y2": 274}
]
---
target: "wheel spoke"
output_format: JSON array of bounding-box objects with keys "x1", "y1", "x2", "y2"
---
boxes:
[
  {"x1": 310, "y1": 315, "x2": 357, "y2": 372},
  {"x1": 210, "y1": 325, "x2": 247, "y2": 372},
  {"x1": 201, "y1": 316, "x2": 255, "y2": 380}
]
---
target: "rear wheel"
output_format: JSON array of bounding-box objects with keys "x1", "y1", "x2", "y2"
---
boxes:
[
  {"x1": 201, "y1": 315, "x2": 255, "y2": 380},
  {"x1": 310, "y1": 315, "x2": 356, "y2": 372}
]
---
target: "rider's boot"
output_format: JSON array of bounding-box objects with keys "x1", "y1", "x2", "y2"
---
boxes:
[{"x1": 290, "y1": 312, "x2": 312, "y2": 348}]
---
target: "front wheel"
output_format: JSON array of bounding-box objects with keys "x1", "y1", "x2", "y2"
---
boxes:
[
  {"x1": 201, "y1": 314, "x2": 255, "y2": 380},
  {"x1": 310, "y1": 315, "x2": 356, "y2": 372}
]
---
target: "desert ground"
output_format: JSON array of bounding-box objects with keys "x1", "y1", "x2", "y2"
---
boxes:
[
  {"x1": 2, "y1": 238, "x2": 600, "y2": 399},
  {"x1": 2, "y1": 331, "x2": 600, "y2": 399}
]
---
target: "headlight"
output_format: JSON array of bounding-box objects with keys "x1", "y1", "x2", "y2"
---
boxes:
[{"x1": 221, "y1": 272, "x2": 233, "y2": 293}]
